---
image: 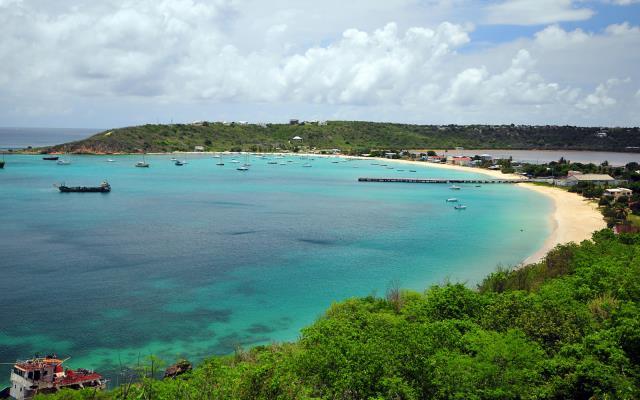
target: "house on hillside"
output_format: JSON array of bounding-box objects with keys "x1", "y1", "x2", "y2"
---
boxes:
[{"x1": 560, "y1": 174, "x2": 617, "y2": 187}]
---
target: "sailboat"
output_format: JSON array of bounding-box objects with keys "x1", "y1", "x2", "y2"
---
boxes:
[
  {"x1": 237, "y1": 154, "x2": 250, "y2": 171},
  {"x1": 135, "y1": 154, "x2": 150, "y2": 168},
  {"x1": 216, "y1": 154, "x2": 225, "y2": 166}
]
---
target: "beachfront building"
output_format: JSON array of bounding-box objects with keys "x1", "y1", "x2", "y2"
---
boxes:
[
  {"x1": 561, "y1": 174, "x2": 617, "y2": 187},
  {"x1": 292, "y1": 136, "x2": 303, "y2": 142},
  {"x1": 447, "y1": 156, "x2": 473, "y2": 166},
  {"x1": 427, "y1": 155, "x2": 445, "y2": 163},
  {"x1": 604, "y1": 188, "x2": 633, "y2": 200},
  {"x1": 194, "y1": 146, "x2": 205, "y2": 152}
]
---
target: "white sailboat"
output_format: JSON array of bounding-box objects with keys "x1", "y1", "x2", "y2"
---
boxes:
[
  {"x1": 135, "y1": 153, "x2": 150, "y2": 167},
  {"x1": 57, "y1": 153, "x2": 71, "y2": 165}
]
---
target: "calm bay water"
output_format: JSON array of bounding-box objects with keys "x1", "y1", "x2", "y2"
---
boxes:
[{"x1": 0, "y1": 153, "x2": 551, "y2": 387}]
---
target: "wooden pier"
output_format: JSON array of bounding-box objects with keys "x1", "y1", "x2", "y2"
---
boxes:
[{"x1": 358, "y1": 177, "x2": 528, "y2": 184}]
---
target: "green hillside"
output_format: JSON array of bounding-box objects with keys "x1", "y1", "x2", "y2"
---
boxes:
[
  {"x1": 38, "y1": 230, "x2": 640, "y2": 399},
  {"x1": 43, "y1": 121, "x2": 640, "y2": 154}
]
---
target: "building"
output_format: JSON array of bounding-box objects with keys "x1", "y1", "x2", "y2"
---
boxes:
[
  {"x1": 194, "y1": 146, "x2": 205, "y2": 152},
  {"x1": 447, "y1": 156, "x2": 473, "y2": 166},
  {"x1": 604, "y1": 188, "x2": 633, "y2": 200},
  {"x1": 562, "y1": 174, "x2": 616, "y2": 186},
  {"x1": 478, "y1": 154, "x2": 494, "y2": 161},
  {"x1": 292, "y1": 136, "x2": 303, "y2": 141},
  {"x1": 596, "y1": 131, "x2": 608, "y2": 138},
  {"x1": 289, "y1": 119, "x2": 299, "y2": 125},
  {"x1": 426, "y1": 155, "x2": 445, "y2": 163}
]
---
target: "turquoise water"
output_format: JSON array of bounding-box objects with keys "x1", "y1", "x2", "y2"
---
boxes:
[{"x1": 0, "y1": 154, "x2": 551, "y2": 386}]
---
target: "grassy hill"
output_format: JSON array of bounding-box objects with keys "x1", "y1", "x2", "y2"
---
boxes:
[
  {"x1": 42, "y1": 121, "x2": 640, "y2": 154},
  {"x1": 37, "y1": 230, "x2": 640, "y2": 399}
]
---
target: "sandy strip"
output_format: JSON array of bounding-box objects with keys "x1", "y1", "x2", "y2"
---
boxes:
[{"x1": 516, "y1": 184, "x2": 606, "y2": 265}]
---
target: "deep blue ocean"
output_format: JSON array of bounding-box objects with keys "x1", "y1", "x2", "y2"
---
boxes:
[{"x1": 0, "y1": 153, "x2": 552, "y2": 387}]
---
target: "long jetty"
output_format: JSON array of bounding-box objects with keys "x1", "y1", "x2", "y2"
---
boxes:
[{"x1": 358, "y1": 177, "x2": 528, "y2": 184}]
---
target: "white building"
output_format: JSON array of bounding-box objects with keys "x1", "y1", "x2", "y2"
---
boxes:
[
  {"x1": 604, "y1": 188, "x2": 633, "y2": 200},
  {"x1": 194, "y1": 146, "x2": 205, "y2": 152},
  {"x1": 561, "y1": 174, "x2": 616, "y2": 186}
]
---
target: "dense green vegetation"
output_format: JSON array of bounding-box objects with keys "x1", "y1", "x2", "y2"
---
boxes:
[
  {"x1": 42, "y1": 121, "x2": 640, "y2": 154},
  {"x1": 37, "y1": 230, "x2": 640, "y2": 399}
]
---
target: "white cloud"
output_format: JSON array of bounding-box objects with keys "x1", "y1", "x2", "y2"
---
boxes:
[
  {"x1": 576, "y1": 79, "x2": 621, "y2": 109},
  {"x1": 0, "y1": 0, "x2": 639, "y2": 127},
  {"x1": 607, "y1": 0, "x2": 640, "y2": 5},
  {"x1": 486, "y1": 0, "x2": 594, "y2": 25},
  {"x1": 534, "y1": 25, "x2": 590, "y2": 48}
]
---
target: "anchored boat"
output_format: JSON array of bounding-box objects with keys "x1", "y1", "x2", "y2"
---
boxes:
[
  {"x1": 57, "y1": 181, "x2": 111, "y2": 193},
  {"x1": 5, "y1": 355, "x2": 106, "y2": 400}
]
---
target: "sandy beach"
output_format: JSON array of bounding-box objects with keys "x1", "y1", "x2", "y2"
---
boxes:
[
  {"x1": 373, "y1": 156, "x2": 606, "y2": 265},
  {"x1": 517, "y1": 184, "x2": 606, "y2": 264}
]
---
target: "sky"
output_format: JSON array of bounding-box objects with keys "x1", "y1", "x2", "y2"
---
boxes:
[{"x1": 1, "y1": 0, "x2": 640, "y2": 128}]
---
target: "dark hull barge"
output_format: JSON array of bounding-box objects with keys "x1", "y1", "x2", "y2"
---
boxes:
[{"x1": 57, "y1": 181, "x2": 111, "y2": 193}]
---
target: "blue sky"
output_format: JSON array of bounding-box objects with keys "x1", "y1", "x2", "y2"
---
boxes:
[{"x1": 0, "y1": 0, "x2": 639, "y2": 128}]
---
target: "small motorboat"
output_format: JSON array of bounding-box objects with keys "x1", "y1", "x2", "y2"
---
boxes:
[
  {"x1": 268, "y1": 161, "x2": 278, "y2": 165},
  {"x1": 454, "y1": 205, "x2": 467, "y2": 210},
  {"x1": 107, "y1": 159, "x2": 115, "y2": 163},
  {"x1": 236, "y1": 166, "x2": 249, "y2": 171},
  {"x1": 409, "y1": 170, "x2": 417, "y2": 172},
  {"x1": 303, "y1": 163, "x2": 312, "y2": 167},
  {"x1": 56, "y1": 160, "x2": 71, "y2": 165},
  {"x1": 446, "y1": 198, "x2": 458, "y2": 202},
  {"x1": 170, "y1": 157, "x2": 178, "y2": 161},
  {"x1": 449, "y1": 185, "x2": 461, "y2": 190},
  {"x1": 216, "y1": 162, "x2": 224, "y2": 166},
  {"x1": 175, "y1": 160, "x2": 186, "y2": 166},
  {"x1": 230, "y1": 159, "x2": 240, "y2": 164}
]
